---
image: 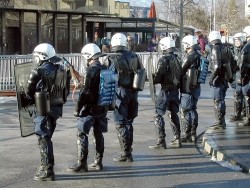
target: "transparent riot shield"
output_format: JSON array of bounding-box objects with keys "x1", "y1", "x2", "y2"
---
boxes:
[{"x1": 14, "y1": 62, "x2": 36, "y2": 137}]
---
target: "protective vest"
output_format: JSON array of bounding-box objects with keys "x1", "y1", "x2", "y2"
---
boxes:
[
  {"x1": 79, "y1": 61, "x2": 102, "y2": 106},
  {"x1": 42, "y1": 62, "x2": 70, "y2": 105},
  {"x1": 211, "y1": 43, "x2": 235, "y2": 80},
  {"x1": 26, "y1": 61, "x2": 70, "y2": 106},
  {"x1": 98, "y1": 63, "x2": 118, "y2": 110},
  {"x1": 108, "y1": 50, "x2": 142, "y2": 89},
  {"x1": 197, "y1": 56, "x2": 209, "y2": 84},
  {"x1": 181, "y1": 50, "x2": 201, "y2": 93},
  {"x1": 154, "y1": 53, "x2": 181, "y2": 90}
]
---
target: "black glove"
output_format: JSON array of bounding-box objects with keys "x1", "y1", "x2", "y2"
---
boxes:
[
  {"x1": 20, "y1": 93, "x2": 33, "y2": 107},
  {"x1": 73, "y1": 111, "x2": 80, "y2": 117}
]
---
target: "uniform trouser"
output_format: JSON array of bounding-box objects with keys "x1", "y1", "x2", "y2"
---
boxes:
[
  {"x1": 212, "y1": 78, "x2": 228, "y2": 125},
  {"x1": 77, "y1": 111, "x2": 108, "y2": 161},
  {"x1": 34, "y1": 114, "x2": 58, "y2": 169},
  {"x1": 155, "y1": 89, "x2": 180, "y2": 138},
  {"x1": 180, "y1": 85, "x2": 200, "y2": 135},
  {"x1": 113, "y1": 88, "x2": 138, "y2": 155},
  {"x1": 233, "y1": 73, "x2": 245, "y2": 117},
  {"x1": 242, "y1": 83, "x2": 250, "y2": 120}
]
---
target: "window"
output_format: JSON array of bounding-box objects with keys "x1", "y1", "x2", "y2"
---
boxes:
[{"x1": 99, "y1": 0, "x2": 102, "y2": 6}]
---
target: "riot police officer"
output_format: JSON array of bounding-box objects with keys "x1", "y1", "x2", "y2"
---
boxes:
[
  {"x1": 108, "y1": 33, "x2": 144, "y2": 162},
  {"x1": 25, "y1": 43, "x2": 71, "y2": 181},
  {"x1": 149, "y1": 37, "x2": 182, "y2": 149},
  {"x1": 180, "y1": 35, "x2": 202, "y2": 142},
  {"x1": 208, "y1": 31, "x2": 235, "y2": 129},
  {"x1": 229, "y1": 33, "x2": 247, "y2": 122},
  {"x1": 238, "y1": 26, "x2": 250, "y2": 127},
  {"x1": 68, "y1": 43, "x2": 108, "y2": 172}
]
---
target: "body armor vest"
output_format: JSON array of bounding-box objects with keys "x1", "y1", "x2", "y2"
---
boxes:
[
  {"x1": 39, "y1": 63, "x2": 69, "y2": 105},
  {"x1": 211, "y1": 43, "x2": 234, "y2": 80},
  {"x1": 109, "y1": 50, "x2": 139, "y2": 89},
  {"x1": 154, "y1": 53, "x2": 181, "y2": 90},
  {"x1": 181, "y1": 50, "x2": 201, "y2": 93}
]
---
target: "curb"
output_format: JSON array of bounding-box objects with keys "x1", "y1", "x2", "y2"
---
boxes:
[{"x1": 202, "y1": 128, "x2": 250, "y2": 173}]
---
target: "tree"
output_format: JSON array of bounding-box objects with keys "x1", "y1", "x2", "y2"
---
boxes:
[{"x1": 159, "y1": 0, "x2": 249, "y2": 37}]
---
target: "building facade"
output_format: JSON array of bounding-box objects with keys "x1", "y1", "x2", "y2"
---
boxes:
[{"x1": 0, "y1": 0, "x2": 133, "y2": 54}]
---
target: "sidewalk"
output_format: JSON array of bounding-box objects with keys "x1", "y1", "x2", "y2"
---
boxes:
[{"x1": 202, "y1": 121, "x2": 250, "y2": 173}]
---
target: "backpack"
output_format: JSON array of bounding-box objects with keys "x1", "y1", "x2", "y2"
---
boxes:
[
  {"x1": 198, "y1": 56, "x2": 209, "y2": 84},
  {"x1": 98, "y1": 64, "x2": 118, "y2": 111}
]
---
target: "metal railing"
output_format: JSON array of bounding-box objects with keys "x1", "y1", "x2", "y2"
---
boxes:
[{"x1": 0, "y1": 52, "x2": 161, "y2": 91}]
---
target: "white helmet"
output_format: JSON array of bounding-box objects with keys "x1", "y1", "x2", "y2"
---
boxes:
[
  {"x1": 181, "y1": 35, "x2": 197, "y2": 49},
  {"x1": 158, "y1": 37, "x2": 175, "y2": 51},
  {"x1": 81, "y1": 43, "x2": 101, "y2": 60},
  {"x1": 233, "y1": 32, "x2": 246, "y2": 47},
  {"x1": 208, "y1": 31, "x2": 222, "y2": 43},
  {"x1": 33, "y1": 43, "x2": 56, "y2": 63},
  {"x1": 111, "y1": 33, "x2": 127, "y2": 47},
  {"x1": 243, "y1": 26, "x2": 250, "y2": 38}
]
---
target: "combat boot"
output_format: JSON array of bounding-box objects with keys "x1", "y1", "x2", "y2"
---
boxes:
[
  {"x1": 229, "y1": 114, "x2": 242, "y2": 122},
  {"x1": 34, "y1": 166, "x2": 55, "y2": 181},
  {"x1": 113, "y1": 154, "x2": 133, "y2": 162},
  {"x1": 34, "y1": 137, "x2": 55, "y2": 181},
  {"x1": 114, "y1": 124, "x2": 133, "y2": 162},
  {"x1": 211, "y1": 118, "x2": 226, "y2": 130},
  {"x1": 181, "y1": 133, "x2": 192, "y2": 143},
  {"x1": 239, "y1": 103, "x2": 250, "y2": 126},
  {"x1": 88, "y1": 156, "x2": 103, "y2": 171},
  {"x1": 191, "y1": 128, "x2": 197, "y2": 143},
  {"x1": 229, "y1": 101, "x2": 243, "y2": 122},
  {"x1": 238, "y1": 117, "x2": 250, "y2": 127},
  {"x1": 168, "y1": 136, "x2": 182, "y2": 148},
  {"x1": 68, "y1": 132, "x2": 88, "y2": 172},
  {"x1": 191, "y1": 134, "x2": 197, "y2": 142},
  {"x1": 68, "y1": 160, "x2": 88, "y2": 172},
  {"x1": 211, "y1": 103, "x2": 226, "y2": 130},
  {"x1": 149, "y1": 138, "x2": 166, "y2": 149}
]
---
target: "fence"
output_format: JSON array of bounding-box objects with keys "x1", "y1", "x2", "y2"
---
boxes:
[{"x1": 0, "y1": 52, "x2": 161, "y2": 92}]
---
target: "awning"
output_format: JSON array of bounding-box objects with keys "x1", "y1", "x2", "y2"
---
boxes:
[
  {"x1": 155, "y1": 18, "x2": 194, "y2": 34},
  {"x1": 85, "y1": 16, "x2": 122, "y2": 23}
]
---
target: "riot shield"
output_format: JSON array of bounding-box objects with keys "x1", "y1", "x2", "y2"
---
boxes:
[
  {"x1": 147, "y1": 54, "x2": 156, "y2": 102},
  {"x1": 14, "y1": 62, "x2": 36, "y2": 137}
]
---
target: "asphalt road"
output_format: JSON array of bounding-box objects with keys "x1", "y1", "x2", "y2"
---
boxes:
[{"x1": 1, "y1": 80, "x2": 250, "y2": 188}]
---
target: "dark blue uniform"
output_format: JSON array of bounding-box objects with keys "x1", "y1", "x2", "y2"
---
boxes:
[
  {"x1": 108, "y1": 46, "x2": 143, "y2": 162},
  {"x1": 180, "y1": 49, "x2": 201, "y2": 142},
  {"x1": 209, "y1": 41, "x2": 235, "y2": 129},
  {"x1": 149, "y1": 47, "x2": 182, "y2": 149},
  {"x1": 239, "y1": 40, "x2": 250, "y2": 126},
  {"x1": 230, "y1": 45, "x2": 246, "y2": 121},
  {"x1": 26, "y1": 59, "x2": 71, "y2": 181},
  {"x1": 69, "y1": 60, "x2": 108, "y2": 172}
]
